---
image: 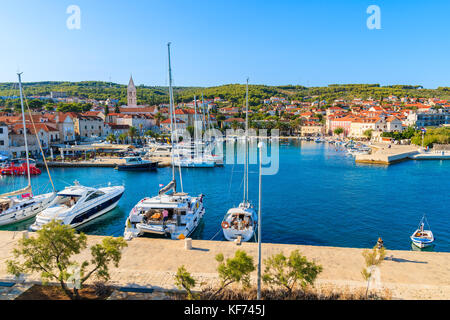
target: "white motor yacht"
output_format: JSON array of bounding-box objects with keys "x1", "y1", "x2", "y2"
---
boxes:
[{"x1": 30, "y1": 181, "x2": 124, "y2": 230}]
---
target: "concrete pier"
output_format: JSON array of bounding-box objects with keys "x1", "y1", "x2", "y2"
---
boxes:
[
  {"x1": 0, "y1": 231, "x2": 448, "y2": 299},
  {"x1": 355, "y1": 145, "x2": 419, "y2": 165}
]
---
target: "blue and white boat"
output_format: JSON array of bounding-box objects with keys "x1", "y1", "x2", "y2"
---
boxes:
[
  {"x1": 117, "y1": 156, "x2": 158, "y2": 171},
  {"x1": 30, "y1": 181, "x2": 124, "y2": 230},
  {"x1": 410, "y1": 215, "x2": 434, "y2": 248}
]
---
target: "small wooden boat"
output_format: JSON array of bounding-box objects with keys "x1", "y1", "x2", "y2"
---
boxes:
[
  {"x1": 116, "y1": 156, "x2": 157, "y2": 171},
  {"x1": 410, "y1": 215, "x2": 434, "y2": 248}
]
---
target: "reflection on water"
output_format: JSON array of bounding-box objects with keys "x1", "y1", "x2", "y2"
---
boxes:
[{"x1": 410, "y1": 242, "x2": 435, "y2": 252}]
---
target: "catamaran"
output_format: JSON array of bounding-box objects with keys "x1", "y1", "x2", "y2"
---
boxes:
[
  {"x1": 124, "y1": 43, "x2": 206, "y2": 240},
  {"x1": 0, "y1": 73, "x2": 56, "y2": 226},
  {"x1": 221, "y1": 79, "x2": 257, "y2": 242},
  {"x1": 410, "y1": 215, "x2": 434, "y2": 248}
]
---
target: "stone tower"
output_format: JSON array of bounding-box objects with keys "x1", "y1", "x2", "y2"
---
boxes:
[{"x1": 127, "y1": 75, "x2": 137, "y2": 107}]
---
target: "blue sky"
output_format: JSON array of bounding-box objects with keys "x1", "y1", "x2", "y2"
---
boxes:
[{"x1": 0, "y1": 0, "x2": 449, "y2": 88}]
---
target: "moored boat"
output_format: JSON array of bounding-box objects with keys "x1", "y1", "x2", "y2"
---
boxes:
[
  {"x1": 124, "y1": 42, "x2": 206, "y2": 241},
  {"x1": 0, "y1": 158, "x2": 41, "y2": 176},
  {"x1": 116, "y1": 156, "x2": 158, "y2": 171},
  {"x1": 221, "y1": 79, "x2": 257, "y2": 242},
  {"x1": 30, "y1": 181, "x2": 124, "y2": 231},
  {"x1": 410, "y1": 215, "x2": 434, "y2": 248},
  {"x1": 222, "y1": 202, "x2": 256, "y2": 242},
  {"x1": 0, "y1": 73, "x2": 56, "y2": 226}
]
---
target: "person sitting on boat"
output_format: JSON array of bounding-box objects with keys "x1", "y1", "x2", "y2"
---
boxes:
[
  {"x1": 162, "y1": 209, "x2": 169, "y2": 224},
  {"x1": 243, "y1": 216, "x2": 250, "y2": 229},
  {"x1": 69, "y1": 197, "x2": 76, "y2": 207}
]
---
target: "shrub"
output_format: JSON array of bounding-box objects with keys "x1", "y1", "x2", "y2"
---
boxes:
[
  {"x1": 174, "y1": 265, "x2": 196, "y2": 300},
  {"x1": 6, "y1": 220, "x2": 127, "y2": 300},
  {"x1": 210, "y1": 250, "x2": 255, "y2": 299},
  {"x1": 262, "y1": 250, "x2": 322, "y2": 295}
]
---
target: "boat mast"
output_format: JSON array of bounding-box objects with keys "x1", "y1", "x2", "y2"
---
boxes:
[
  {"x1": 194, "y1": 95, "x2": 198, "y2": 158},
  {"x1": 244, "y1": 78, "x2": 249, "y2": 204},
  {"x1": 17, "y1": 73, "x2": 32, "y2": 189},
  {"x1": 201, "y1": 93, "x2": 206, "y2": 132},
  {"x1": 167, "y1": 42, "x2": 183, "y2": 192},
  {"x1": 167, "y1": 43, "x2": 176, "y2": 183}
]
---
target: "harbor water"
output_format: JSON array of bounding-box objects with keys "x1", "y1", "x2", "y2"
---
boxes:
[{"x1": 1, "y1": 141, "x2": 449, "y2": 251}]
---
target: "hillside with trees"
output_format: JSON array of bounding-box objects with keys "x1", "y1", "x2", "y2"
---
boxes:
[{"x1": 2, "y1": 81, "x2": 450, "y2": 109}]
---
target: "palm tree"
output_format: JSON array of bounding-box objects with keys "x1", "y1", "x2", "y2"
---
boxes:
[
  {"x1": 128, "y1": 126, "x2": 138, "y2": 144},
  {"x1": 106, "y1": 133, "x2": 116, "y2": 144},
  {"x1": 118, "y1": 133, "x2": 127, "y2": 144}
]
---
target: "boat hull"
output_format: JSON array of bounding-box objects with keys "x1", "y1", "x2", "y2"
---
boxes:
[
  {"x1": 117, "y1": 162, "x2": 158, "y2": 171},
  {"x1": 223, "y1": 227, "x2": 254, "y2": 242},
  {"x1": 410, "y1": 237, "x2": 434, "y2": 248},
  {"x1": 0, "y1": 192, "x2": 56, "y2": 226}
]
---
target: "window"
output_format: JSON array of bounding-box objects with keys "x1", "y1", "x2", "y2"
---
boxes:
[
  {"x1": 0, "y1": 140, "x2": 4, "y2": 146},
  {"x1": 0, "y1": 128, "x2": 3, "y2": 134},
  {"x1": 86, "y1": 191, "x2": 105, "y2": 202}
]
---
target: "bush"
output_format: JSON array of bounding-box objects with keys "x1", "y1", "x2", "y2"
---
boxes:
[
  {"x1": 6, "y1": 220, "x2": 127, "y2": 300},
  {"x1": 174, "y1": 265, "x2": 197, "y2": 300},
  {"x1": 210, "y1": 250, "x2": 255, "y2": 299},
  {"x1": 262, "y1": 250, "x2": 322, "y2": 294}
]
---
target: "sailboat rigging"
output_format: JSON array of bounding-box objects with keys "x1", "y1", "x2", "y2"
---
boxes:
[
  {"x1": 0, "y1": 73, "x2": 56, "y2": 226},
  {"x1": 124, "y1": 43, "x2": 206, "y2": 240},
  {"x1": 221, "y1": 78, "x2": 257, "y2": 242}
]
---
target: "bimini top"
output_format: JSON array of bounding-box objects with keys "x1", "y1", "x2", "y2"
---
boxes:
[{"x1": 227, "y1": 207, "x2": 255, "y2": 216}]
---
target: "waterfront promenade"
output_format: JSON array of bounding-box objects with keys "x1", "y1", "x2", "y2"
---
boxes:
[
  {"x1": 0, "y1": 231, "x2": 448, "y2": 299},
  {"x1": 38, "y1": 156, "x2": 172, "y2": 168}
]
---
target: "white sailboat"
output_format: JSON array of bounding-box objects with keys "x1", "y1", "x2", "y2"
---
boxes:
[
  {"x1": 173, "y1": 96, "x2": 215, "y2": 167},
  {"x1": 124, "y1": 43, "x2": 205, "y2": 240},
  {"x1": 221, "y1": 79, "x2": 257, "y2": 242},
  {"x1": 0, "y1": 73, "x2": 56, "y2": 226}
]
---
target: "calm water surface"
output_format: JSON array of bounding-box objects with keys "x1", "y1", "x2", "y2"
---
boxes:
[{"x1": 1, "y1": 141, "x2": 449, "y2": 251}]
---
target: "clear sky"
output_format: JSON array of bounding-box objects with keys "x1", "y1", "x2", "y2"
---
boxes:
[{"x1": 0, "y1": 0, "x2": 449, "y2": 88}]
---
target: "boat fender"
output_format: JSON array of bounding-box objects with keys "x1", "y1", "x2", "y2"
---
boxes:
[{"x1": 222, "y1": 221, "x2": 230, "y2": 229}]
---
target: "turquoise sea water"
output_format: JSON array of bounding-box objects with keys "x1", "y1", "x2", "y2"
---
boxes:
[{"x1": 1, "y1": 141, "x2": 449, "y2": 251}]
